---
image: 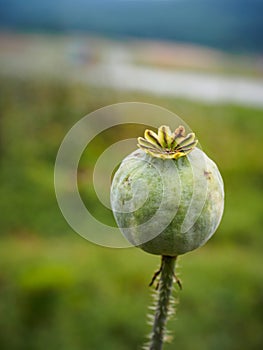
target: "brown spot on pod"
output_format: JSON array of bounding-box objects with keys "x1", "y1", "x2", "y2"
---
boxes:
[{"x1": 204, "y1": 170, "x2": 212, "y2": 180}]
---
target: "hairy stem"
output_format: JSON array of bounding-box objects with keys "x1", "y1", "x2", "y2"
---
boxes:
[{"x1": 148, "y1": 255, "x2": 177, "y2": 350}]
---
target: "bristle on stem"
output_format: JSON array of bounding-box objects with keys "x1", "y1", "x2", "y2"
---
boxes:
[{"x1": 144, "y1": 255, "x2": 179, "y2": 350}]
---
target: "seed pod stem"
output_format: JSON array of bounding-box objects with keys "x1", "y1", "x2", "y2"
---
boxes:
[{"x1": 148, "y1": 255, "x2": 177, "y2": 350}]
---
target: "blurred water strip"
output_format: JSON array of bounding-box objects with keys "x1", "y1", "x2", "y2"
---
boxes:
[
  {"x1": 87, "y1": 64, "x2": 263, "y2": 108},
  {"x1": 1, "y1": 33, "x2": 263, "y2": 108}
]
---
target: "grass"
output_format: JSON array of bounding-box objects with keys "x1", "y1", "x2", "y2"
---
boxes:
[
  {"x1": 0, "y1": 237, "x2": 262, "y2": 350},
  {"x1": 0, "y1": 75, "x2": 262, "y2": 349}
]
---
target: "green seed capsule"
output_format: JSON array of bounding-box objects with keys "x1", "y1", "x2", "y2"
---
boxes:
[{"x1": 111, "y1": 126, "x2": 224, "y2": 256}]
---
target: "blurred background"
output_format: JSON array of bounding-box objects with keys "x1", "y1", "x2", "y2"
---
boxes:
[{"x1": 0, "y1": 1, "x2": 263, "y2": 349}]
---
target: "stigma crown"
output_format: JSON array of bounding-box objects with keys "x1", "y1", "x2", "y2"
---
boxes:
[{"x1": 137, "y1": 125, "x2": 198, "y2": 160}]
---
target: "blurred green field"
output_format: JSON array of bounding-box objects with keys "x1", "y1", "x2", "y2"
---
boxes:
[{"x1": 0, "y1": 76, "x2": 263, "y2": 349}]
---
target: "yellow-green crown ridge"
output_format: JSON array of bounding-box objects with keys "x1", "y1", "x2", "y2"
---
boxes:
[{"x1": 137, "y1": 125, "x2": 198, "y2": 160}]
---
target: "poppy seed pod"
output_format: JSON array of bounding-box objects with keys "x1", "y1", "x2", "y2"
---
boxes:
[{"x1": 111, "y1": 126, "x2": 224, "y2": 256}]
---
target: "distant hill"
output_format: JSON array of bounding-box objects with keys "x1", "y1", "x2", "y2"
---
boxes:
[{"x1": 0, "y1": 0, "x2": 263, "y2": 53}]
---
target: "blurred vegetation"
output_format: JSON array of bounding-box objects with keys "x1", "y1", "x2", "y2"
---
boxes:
[{"x1": 0, "y1": 75, "x2": 262, "y2": 349}]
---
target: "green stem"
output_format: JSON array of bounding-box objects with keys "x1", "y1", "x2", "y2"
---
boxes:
[{"x1": 149, "y1": 255, "x2": 177, "y2": 350}]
